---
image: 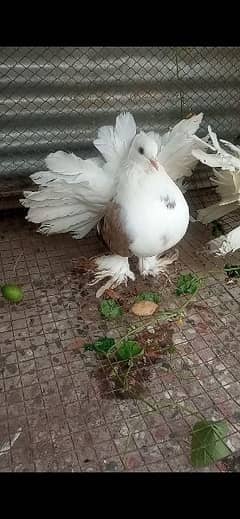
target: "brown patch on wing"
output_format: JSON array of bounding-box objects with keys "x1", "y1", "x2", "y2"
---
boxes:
[{"x1": 98, "y1": 202, "x2": 132, "y2": 257}]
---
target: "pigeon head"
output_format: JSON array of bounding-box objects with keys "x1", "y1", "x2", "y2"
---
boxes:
[{"x1": 128, "y1": 132, "x2": 159, "y2": 171}]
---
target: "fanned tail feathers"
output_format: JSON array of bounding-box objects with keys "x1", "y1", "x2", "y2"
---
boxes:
[
  {"x1": 94, "y1": 112, "x2": 136, "y2": 166},
  {"x1": 156, "y1": 113, "x2": 207, "y2": 180},
  {"x1": 21, "y1": 151, "x2": 114, "y2": 239}
]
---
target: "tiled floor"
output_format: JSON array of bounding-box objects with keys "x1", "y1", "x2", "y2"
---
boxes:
[{"x1": 1, "y1": 204, "x2": 240, "y2": 472}]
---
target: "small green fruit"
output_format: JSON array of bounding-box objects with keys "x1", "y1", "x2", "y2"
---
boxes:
[{"x1": 1, "y1": 284, "x2": 24, "y2": 303}]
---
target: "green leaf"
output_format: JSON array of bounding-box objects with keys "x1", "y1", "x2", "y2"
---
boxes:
[
  {"x1": 1, "y1": 284, "x2": 24, "y2": 303},
  {"x1": 176, "y1": 273, "x2": 201, "y2": 296},
  {"x1": 99, "y1": 299, "x2": 123, "y2": 320},
  {"x1": 191, "y1": 420, "x2": 231, "y2": 468},
  {"x1": 224, "y1": 264, "x2": 240, "y2": 279},
  {"x1": 116, "y1": 340, "x2": 144, "y2": 361},
  {"x1": 84, "y1": 337, "x2": 115, "y2": 353},
  {"x1": 135, "y1": 292, "x2": 161, "y2": 304}
]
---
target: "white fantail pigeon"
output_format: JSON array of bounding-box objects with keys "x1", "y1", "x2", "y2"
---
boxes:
[
  {"x1": 193, "y1": 126, "x2": 240, "y2": 256},
  {"x1": 21, "y1": 111, "x2": 205, "y2": 296}
]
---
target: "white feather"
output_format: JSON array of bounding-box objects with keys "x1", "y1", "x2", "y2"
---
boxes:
[
  {"x1": 194, "y1": 127, "x2": 240, "y2": 219},
  {"x1": 207, "y1": 225, "x2": 240, "y2": 255},
  {"x1": 220, "y1": 139, "x2": 240, "y2": 158},
  {"x1": 45, "y1": 151, "x2": 104, "y2": 174},
  {"x1": 93, "y1": 111, "x2": 136, "y2": 165},
  {"x1": 150, "y1": 113, "x2": 207, "y2": 180},
  {"x1": 192, "y1": 127, "x2": 240, "y2": 172},
  {"x1": 0, "y1": 428, "x2": 22, "y2": 456},
  {"x1": 23, "y1": 112, "x2": 203, "y2": 242},
  {"x1": 90, "y1": 255, "x2": 135, "y2": 298},
  {"x1": 22, "y1": 115, "x2": 194, "y2": 296},
  {"x1": 22, "y1": 151, "x2": 115, "y2": 238},
  {"x1": 114, "y1": 159, "x2": 189, "y2": 259},
  {"x1": 193, "y1": 126, "x2": 240, "y2": 256}
]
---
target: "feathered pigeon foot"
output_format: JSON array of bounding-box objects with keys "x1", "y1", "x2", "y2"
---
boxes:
[
  {"x1": 89, "y1": 254, "x2": 135, "y2": 298},
  {"x1": 138, "y1": 249, "x2": 179, "y2": 281}
]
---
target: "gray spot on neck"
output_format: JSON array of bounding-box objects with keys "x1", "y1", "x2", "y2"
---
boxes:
[{"x1": 162, "y1": 195, "x2": 176, "y2": 209}]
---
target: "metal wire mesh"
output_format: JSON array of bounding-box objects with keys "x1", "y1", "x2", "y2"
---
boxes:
[
  {"x1": 1, "y1": 46, "x2": 240, "y2": 181},
  {"x1": 1, "y1": 206, "x2": 240, "y2": 471},
  {"x1": 1, "y1": 48, "x2": 240, "y2": 472}
]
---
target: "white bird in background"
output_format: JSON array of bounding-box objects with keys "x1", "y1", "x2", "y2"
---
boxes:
[
  {"x1": 192, "y1": 126, "x2": 240, "y2": 255},
  {"x1": 21, "y1": 111, "x2": 205, "y2": 296}
]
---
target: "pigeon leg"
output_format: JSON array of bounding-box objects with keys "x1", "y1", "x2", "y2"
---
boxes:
[
  {"x1": 89, "y1": 254, "x2": 135, "y2": 298},
  {"x1": 138, "y1": 249, "x2": 179, "y2": 282}
]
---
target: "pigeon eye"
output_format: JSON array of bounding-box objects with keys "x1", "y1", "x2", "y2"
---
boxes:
[{"x1": 138, "y1": 146, "x2": 144, "y2": 155}]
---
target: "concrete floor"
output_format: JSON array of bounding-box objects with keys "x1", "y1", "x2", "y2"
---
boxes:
[{"x1": 1, "y1": 205, "x2": 240, "y2": 472}]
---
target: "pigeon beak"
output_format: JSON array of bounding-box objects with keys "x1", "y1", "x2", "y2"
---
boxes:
[{"x1": 149, "y1": 159, "x2": 159, "y2": 171}]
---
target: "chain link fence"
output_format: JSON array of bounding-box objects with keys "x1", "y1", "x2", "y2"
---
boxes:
[
  {"x1": 0, "y1": 47, "x2": 240, "y2": 469},
  {"x1": 0, "y1": 46, "x2": 240, "y2": 187}
]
